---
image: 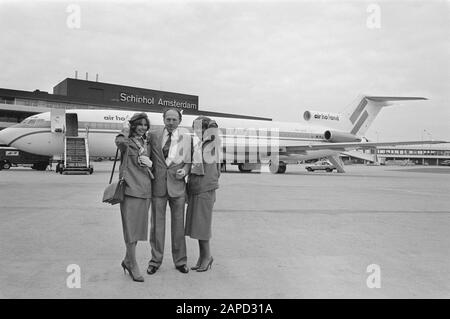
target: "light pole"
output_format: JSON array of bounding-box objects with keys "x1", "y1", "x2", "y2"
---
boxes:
[{"x1": 423, "y1": 129, "x2": 432, "y2": 141}]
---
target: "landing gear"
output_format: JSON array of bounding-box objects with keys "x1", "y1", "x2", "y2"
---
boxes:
[
  {"x1": 277, "y1": 161, "x2": 287, "y2": 173},
  {"x1": 237, "y1": 163, "x2": 262, "y2": 173},
  {"x1": 238, "y1": 163, "x2": 252, "y2": 173},
  {"x1": 269, "y1": 160, "x2": 287, "y2": 174}
]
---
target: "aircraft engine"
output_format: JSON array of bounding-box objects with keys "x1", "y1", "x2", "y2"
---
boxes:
[{"x1": 324, "y1": 130, "x2": 362, "y2": 143}]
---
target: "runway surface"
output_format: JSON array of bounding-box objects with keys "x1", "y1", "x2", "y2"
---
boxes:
[{"x1": 0, "y1": 163, "x2": 449, "y2": 298}]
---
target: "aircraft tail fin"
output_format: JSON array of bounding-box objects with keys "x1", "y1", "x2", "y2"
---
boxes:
[{"x1": 341, "y1": 96, "x2": 427, "y2": 136}]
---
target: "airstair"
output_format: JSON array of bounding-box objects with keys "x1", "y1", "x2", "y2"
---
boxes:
[{"x1": 55, "y1": 112, "x2": 93, "y2": 175}]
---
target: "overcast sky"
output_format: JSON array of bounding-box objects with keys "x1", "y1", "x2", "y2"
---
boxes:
[{"x1": 0, "y1": 0, "x2": 448, "y2": 141}]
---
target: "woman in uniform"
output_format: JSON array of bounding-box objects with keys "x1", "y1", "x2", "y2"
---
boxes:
[
  {"x1": 115, "y1": 112, "x2": 153, "y2": 282},
  {"x1": 185, "y1": 116, "x2": 220, "y2": 272}
]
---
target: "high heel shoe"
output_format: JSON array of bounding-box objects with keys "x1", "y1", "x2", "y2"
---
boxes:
[
  {"x1": 121, "y1": 261, "x2": 144, "y2": 282},
  {"x1": 196, "y1": 257, "x2": 213, "y2": 272},
  {"x1": 191, "y1": 260, "x2": 202, "y2": 271}
]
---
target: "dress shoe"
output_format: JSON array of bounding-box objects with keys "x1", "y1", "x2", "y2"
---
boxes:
[
  {"x1": 176, "y1": 264, "x2": 189, "y2": 274},
  {"x1": 121, "y1": 261, "x2": 144, "y2": 282},
  {"x1": 196, "y1": 257, "x2": 213, "y2": 272},
  {"x1": 147, "y1": 264, "x2": 159, "y2": 275}
]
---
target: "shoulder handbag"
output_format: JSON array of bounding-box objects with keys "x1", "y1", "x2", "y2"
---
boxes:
[{"x1": 102, "y1": 146, "x2": 128, "y2": 205}]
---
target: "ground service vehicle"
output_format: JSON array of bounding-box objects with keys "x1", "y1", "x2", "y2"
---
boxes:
[
  {"x1": 0, "y1": 146, "x2": 51, "y2": 170},
  {"x1": 305, "y1": 160, "x2": 337, "y2": 172}
]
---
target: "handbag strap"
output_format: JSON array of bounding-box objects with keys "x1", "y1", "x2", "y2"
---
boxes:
[
  {"x1": 108, "y1": 147, "x2": 119, "y2": 184},
  {"x1": 108, "y1": 141, "x2": 130, "y2": 184}
]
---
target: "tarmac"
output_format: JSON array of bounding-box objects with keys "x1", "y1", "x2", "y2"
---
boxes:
[{"x1": 0, "y1": 162, "x2": 449, "y2": 299}]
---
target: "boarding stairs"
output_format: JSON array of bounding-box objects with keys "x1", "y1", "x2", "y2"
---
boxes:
[{"x1": 56, "y1": 113, "x2": 93, "y2": 174}]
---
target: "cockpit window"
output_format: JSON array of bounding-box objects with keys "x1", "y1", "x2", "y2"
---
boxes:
[{"x1": 16, "y1": 117, "x2": 48, "y2": 128}]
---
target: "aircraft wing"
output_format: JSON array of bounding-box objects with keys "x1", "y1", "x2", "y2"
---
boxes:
[{"x1": 283, "y1": 140, "x2": 448, "y2": 153}]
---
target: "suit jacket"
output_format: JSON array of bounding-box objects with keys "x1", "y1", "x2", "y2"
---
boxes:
[
  {"x1": 149, "y1": 128, "x2": 191, "y2": 198},
  {"x1": 115, "y1": 134, "x2": 152, "y2": 199}
]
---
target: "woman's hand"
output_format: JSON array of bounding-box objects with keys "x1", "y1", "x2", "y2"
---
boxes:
[
  {"x1": 138, "y1": 155, "x2": 153, "y2": 168},
  {"x1": 121, "y1": 120, "x2": 130, "y2": 136},
  {"x1": 176, "y1": 168, "x2": 186, "y2": 179}
]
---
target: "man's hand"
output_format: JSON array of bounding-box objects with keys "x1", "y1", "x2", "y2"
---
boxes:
[
  {"x1": 176, "y1": 168, "x2": 186, "y2": 179},
  {"x1": 139, "y1": 155, "x2": 153, "y2": 168}
]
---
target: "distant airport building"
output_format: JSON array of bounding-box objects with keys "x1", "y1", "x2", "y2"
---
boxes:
[
  {"x1": 0, "y1": 77, "x2": 271, "y2": 130},
  {"x1": 374, "y1": 145, "x2": 450, "y2": 166},
  {"x1": 343, "y1": 145, "x2": 450, "y2": 166}
]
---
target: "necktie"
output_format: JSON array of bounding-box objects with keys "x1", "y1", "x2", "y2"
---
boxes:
[{"x1": 162, "y1": 131, "x2": 172, "y2": 159}]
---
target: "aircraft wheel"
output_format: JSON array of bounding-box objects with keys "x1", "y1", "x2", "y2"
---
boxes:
[
  {"x1": 269, "y1": 160, "x2": 279, "y2": 174},
  {"x1": 238, "y1": 163, "x2": 252, "y2": 173},
  {"x1": 326, "y1": 168, "x2": 332, "y2": 172},
  {"x1": 277, "y1": 161, "x2": 287, "y2": 174}
]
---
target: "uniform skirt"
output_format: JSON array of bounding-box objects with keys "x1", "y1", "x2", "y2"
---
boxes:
[
  {"x1": 120, "y1": 195, "x2": 150, "y2": 243},
  {"x1": 185, "y1": 190, "x2": 216, "y2": 240}
]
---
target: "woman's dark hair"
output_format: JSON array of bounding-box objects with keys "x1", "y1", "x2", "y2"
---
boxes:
[{"x1": 129, "y1": 113, "x2": 150, "y2": 138}]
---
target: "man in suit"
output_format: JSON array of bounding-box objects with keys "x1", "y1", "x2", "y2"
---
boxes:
[{"x1": 147, "y1": 108, "x2": 191, "y2": 274}]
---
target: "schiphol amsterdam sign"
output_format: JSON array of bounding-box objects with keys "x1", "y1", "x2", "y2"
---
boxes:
[{"x1": 119, "y1": 92, "x2": 198, "y2": 110}]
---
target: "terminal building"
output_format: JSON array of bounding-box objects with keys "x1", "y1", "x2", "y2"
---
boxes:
[
  {"x1": 343, "y1": 145, "x2": 450, "y2": 166},
  {"x1": 372, "y1": 145, "x2": 450, "y2": 166},
  {"x1": 0, "y1": 77, "x2": 271, "y2": 130}
]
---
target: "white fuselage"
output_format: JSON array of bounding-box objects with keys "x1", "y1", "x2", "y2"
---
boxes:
[{"x1": 0, "y1": 109, "x2": 342, "y2": 162}]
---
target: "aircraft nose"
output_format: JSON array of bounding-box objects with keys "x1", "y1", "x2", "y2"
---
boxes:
[
  {"x1": 0, "y1": 128, "x2": 8, "y2": 145},
  {"x1": 0, "y1": 127, "x2": 17, "y2": 146}
]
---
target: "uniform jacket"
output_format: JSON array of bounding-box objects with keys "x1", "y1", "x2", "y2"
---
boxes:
[
  {"x1": 187, "y1": 140, "x2": 220, "y2": 195},
  {"x1": 115, "y1": 134, "x2": 152, "y2": 199},
  {"x1": 149, "y1": 129, "x2": 191, "y2": 198}
]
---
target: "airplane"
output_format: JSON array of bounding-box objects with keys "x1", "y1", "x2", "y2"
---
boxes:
[{"x1": 0, "y1": 95, "x2": 446, "y2": 174}]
